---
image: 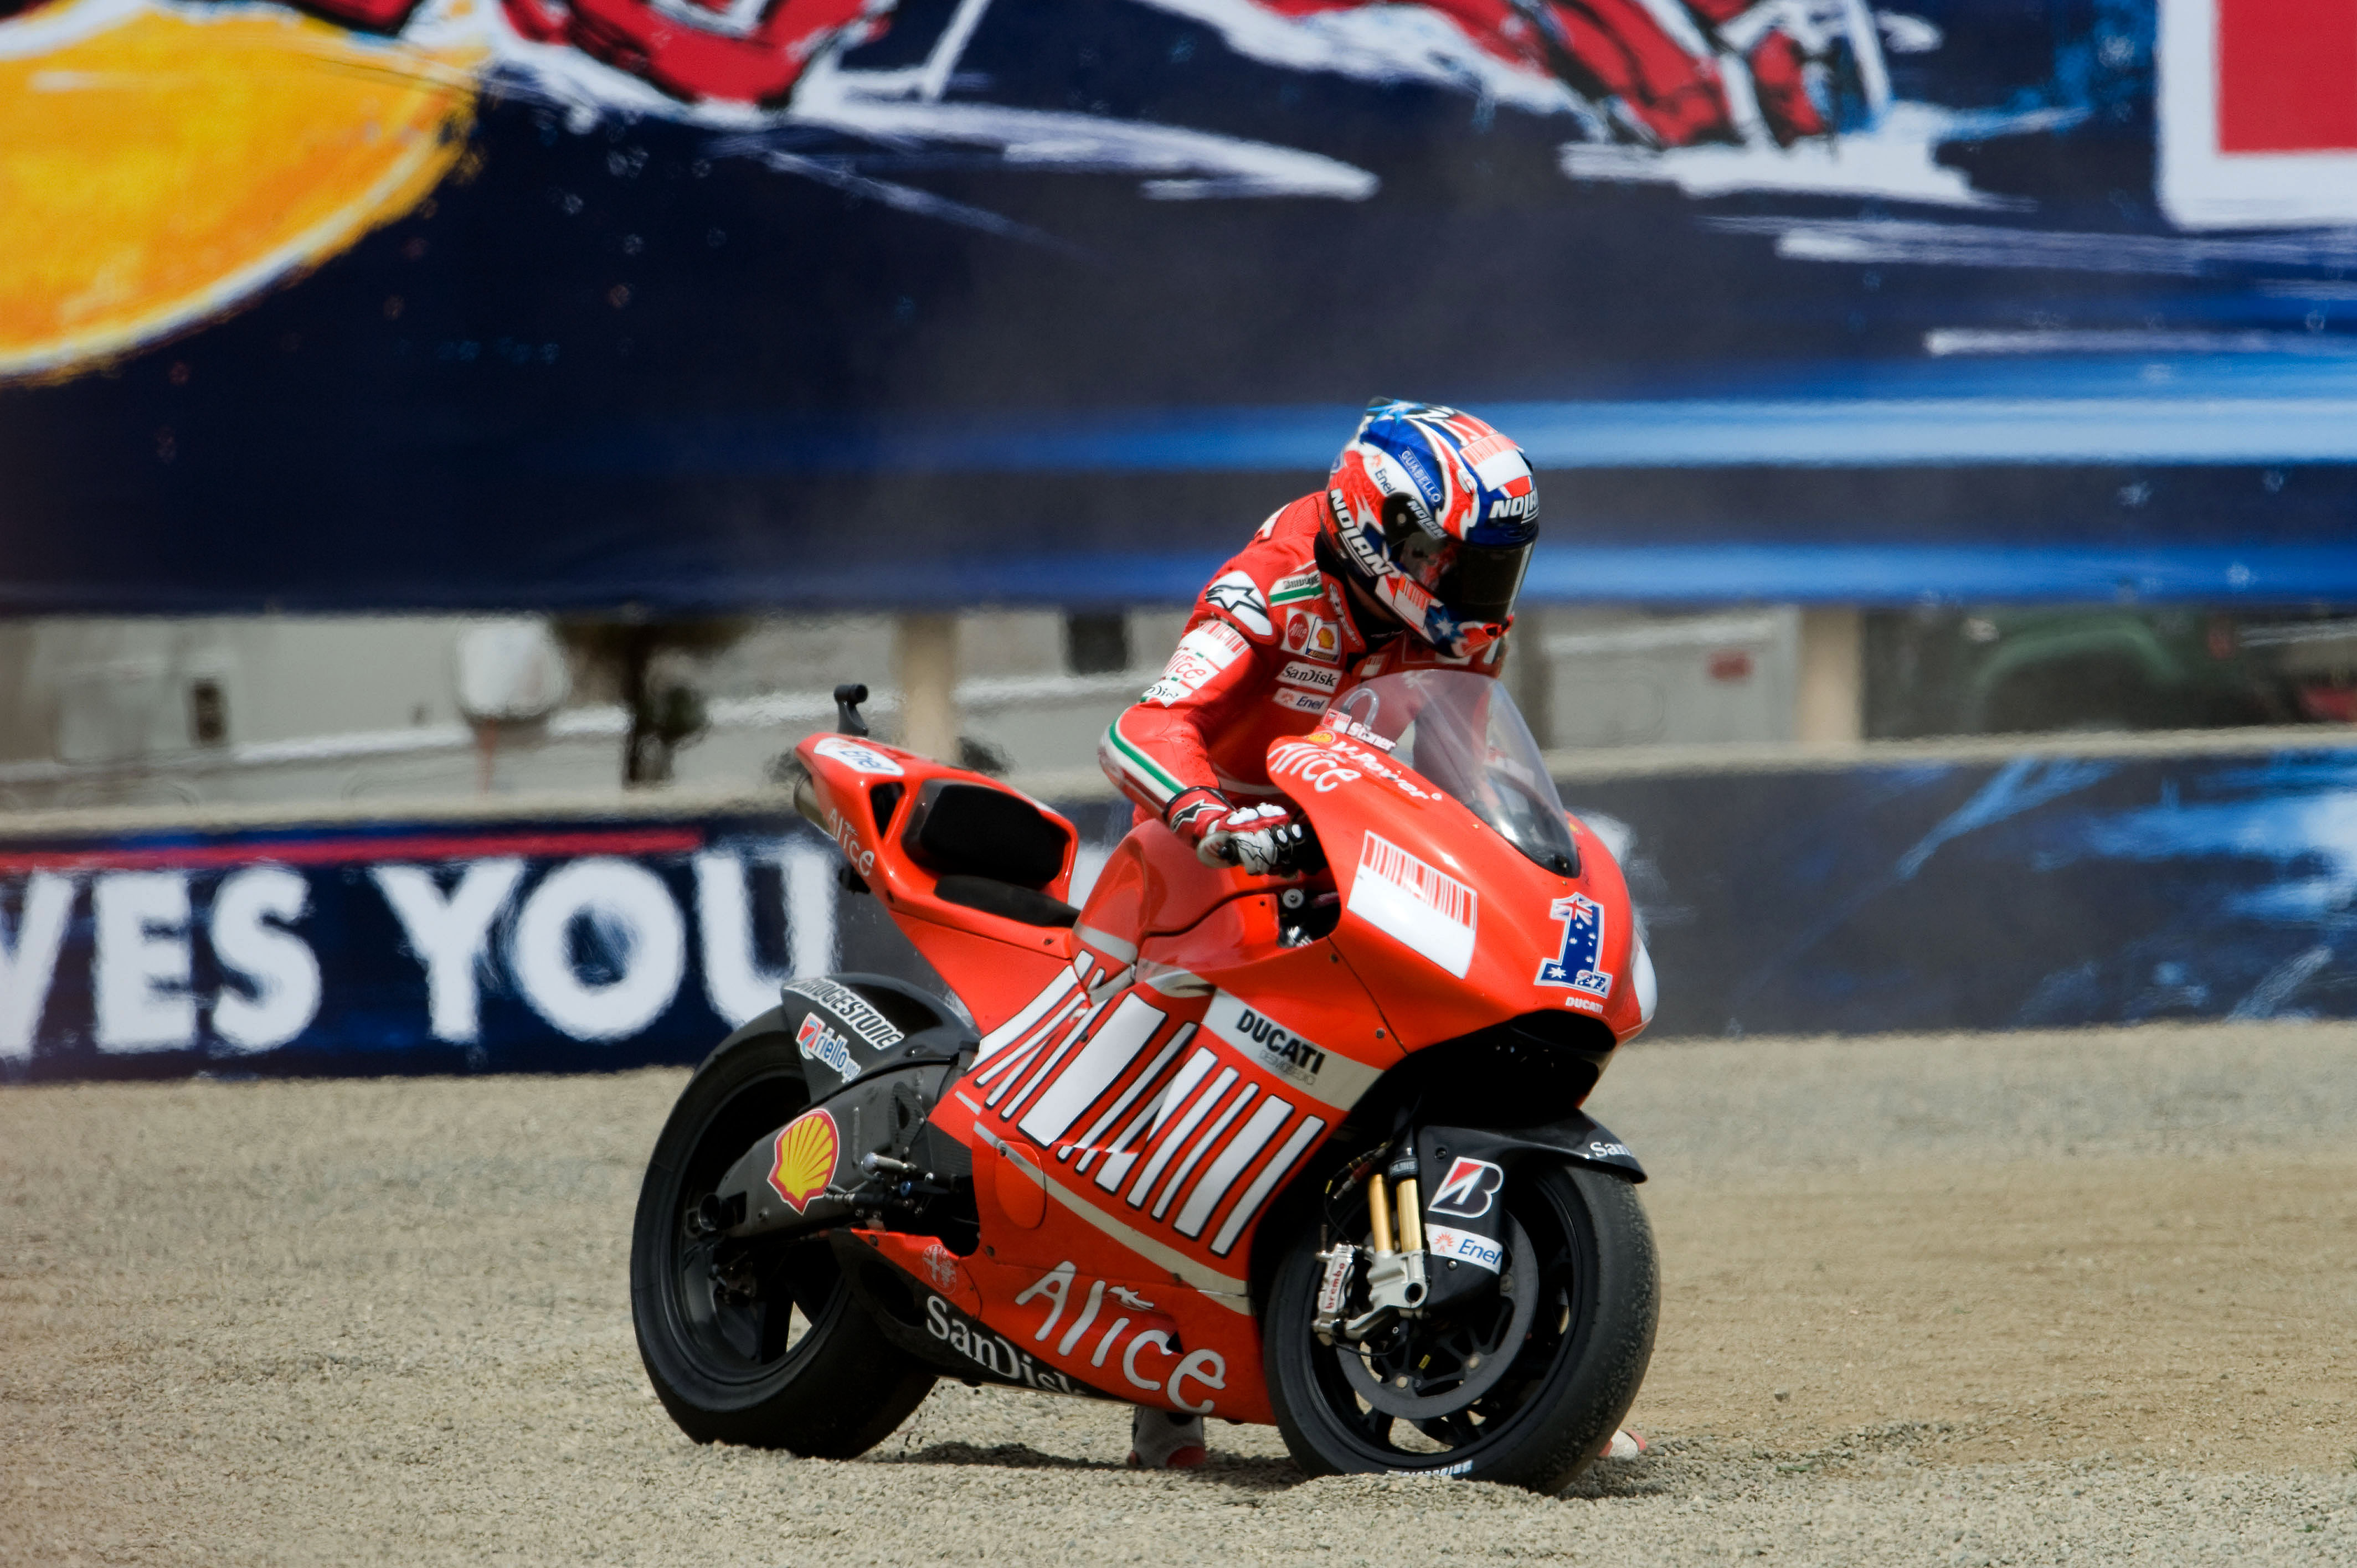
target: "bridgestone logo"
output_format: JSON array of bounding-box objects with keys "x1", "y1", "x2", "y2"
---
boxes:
[{"x1": 782, "y1": 978, "x2": 904, "y2": 1049}]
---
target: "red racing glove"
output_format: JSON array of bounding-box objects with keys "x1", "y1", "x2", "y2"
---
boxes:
[{"x1": 1165, "y1": 788, "x2": 1321, "y2": 876}]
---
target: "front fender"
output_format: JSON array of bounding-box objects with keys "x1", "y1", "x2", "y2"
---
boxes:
[
  {"x1": 1413, "y1": 1112, "x2": 1645, "y2": 1258},
  {"x1": 1417, "y1": 1113, "x2": 1645, "y2": 1190},
  {"x1": 1409, "y1": 1115, "x2": 1643, "y2": 1308}
]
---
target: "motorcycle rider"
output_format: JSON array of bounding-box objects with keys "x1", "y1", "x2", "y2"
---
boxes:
[{"x1": 1099, "y1": 398, "x2": 1541, "y2": 1464}]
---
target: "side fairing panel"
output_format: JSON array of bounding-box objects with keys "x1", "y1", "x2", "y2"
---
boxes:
[
  {"x1": 892, "y1": 912, "x2": 1075, "y2": 1037},
  {"x1": 1279, "y1": 732, "x2": 1648, "y2": 1048},
  {"x1": 923, "y1": 930, "x2": 1397, "y2": 1421},
  {"x1": 794, "y1": 732, "x2": 1081, "y2": 1034}
]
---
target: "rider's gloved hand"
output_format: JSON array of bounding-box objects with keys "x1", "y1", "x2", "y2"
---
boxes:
[
  {"x1": 1166, "y1": 788, "x2": 1320, "y2": 876},
  {"x1": 1164, "y1": 788, "x2": 1233, "y2": 855}
]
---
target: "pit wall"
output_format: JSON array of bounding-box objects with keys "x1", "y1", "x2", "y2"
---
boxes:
[{"x1": 3, "y1": 729, "x2": 2351, "y2": 1081}]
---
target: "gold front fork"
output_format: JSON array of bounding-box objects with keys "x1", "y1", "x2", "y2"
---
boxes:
[
  {"x1": 1361, "y1": 1167, "x2": 1430, "y2": 1317},
  {"x1": 1394, "y1": 1177, "x2": 1424, "y2": 1254}
]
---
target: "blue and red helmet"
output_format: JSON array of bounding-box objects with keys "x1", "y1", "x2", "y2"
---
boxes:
[{"x1": 1323, "y1": 399, "x2": 1538, "y2": 658}]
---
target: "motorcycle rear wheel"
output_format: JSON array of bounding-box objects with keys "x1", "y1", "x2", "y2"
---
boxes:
[
  {"x1": 1264, "y1": 1162, "x2": 1657, "y2": 1492},
  {"x1": 630, "y1": 1018, "x2": 936, "y2": 1453}
]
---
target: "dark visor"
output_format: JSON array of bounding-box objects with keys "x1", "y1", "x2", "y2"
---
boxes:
[{"x1": 1437, "y1": 540, "x2": 1531, "y2": 625}]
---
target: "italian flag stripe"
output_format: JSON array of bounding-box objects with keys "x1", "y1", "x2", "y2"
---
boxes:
[{"x1": 1107, "y1": 718, "x2": 1185, "y2": 802}]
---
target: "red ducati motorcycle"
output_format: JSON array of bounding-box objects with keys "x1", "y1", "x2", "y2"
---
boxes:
[{"x1": 630, "y1": 669, "x2": 1658, "y2": 1490}]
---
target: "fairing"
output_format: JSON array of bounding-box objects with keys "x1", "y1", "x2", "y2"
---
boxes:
[
  {"x1": 1278, "y1": 675, "x2": 1649, "y2": 1050},
  {"x1": 791, "y1": 733, "x2": 1078, "y2": 1033}
]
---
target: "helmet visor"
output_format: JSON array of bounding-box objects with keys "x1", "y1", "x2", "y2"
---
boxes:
[{"x1": 1437, "y1": 540, "x2": 1531, "y2": 626}]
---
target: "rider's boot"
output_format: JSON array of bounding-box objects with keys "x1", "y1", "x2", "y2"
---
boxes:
[{"x1": 1128, "y1": 1406, "x2": 1207, "y2": 1469}]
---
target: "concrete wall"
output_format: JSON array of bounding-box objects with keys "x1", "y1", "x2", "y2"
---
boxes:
[{"x1": 0, "y1": 608, "x2": 1809, "y2": 812}]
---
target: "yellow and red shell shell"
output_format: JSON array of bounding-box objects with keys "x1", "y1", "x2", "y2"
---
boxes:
[{"x1": 767, "y1": 1110, "x2": 838, "y2": 1211}]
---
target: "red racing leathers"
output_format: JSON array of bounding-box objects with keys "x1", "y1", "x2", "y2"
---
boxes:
[{"x1": 1099, "y1": 493, "x2": 1506, "y2": 829}]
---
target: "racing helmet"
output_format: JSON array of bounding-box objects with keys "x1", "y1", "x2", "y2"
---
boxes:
[{"x1": 1322, "y1": 399, "x2": 1538, "y2": 658}]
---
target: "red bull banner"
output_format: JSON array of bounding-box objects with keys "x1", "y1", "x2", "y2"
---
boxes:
[{"x1": 3, "y1": 0, "x2": 2356, "y2": 610}]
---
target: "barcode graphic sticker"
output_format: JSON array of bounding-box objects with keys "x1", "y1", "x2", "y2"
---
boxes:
[{"x1": 1346, "y1": 832, "x2": 1478, "y2": 978}]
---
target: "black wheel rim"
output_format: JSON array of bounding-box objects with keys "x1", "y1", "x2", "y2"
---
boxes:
[
  {"x1": 658, "y1": 1067, "x2": 844, "y2": 1390},
  {"x1": 1337, "y1": 1212, "x2": 1540, "y2": 1421},
  {"x1": 1301, "y1": 1175, "x2": 1594, "y2": 1468}
]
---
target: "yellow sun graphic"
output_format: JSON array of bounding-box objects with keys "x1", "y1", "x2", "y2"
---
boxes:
[{"x1": 0, "y1": 0, "x2": 481, "y2": 381}]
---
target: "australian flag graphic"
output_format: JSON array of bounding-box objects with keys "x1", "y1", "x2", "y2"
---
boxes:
[{"x1": 1536, "y1": 894, "x2": 1614, "y2": 1000}]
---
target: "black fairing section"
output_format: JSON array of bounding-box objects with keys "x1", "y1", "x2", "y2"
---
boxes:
[
  {"x1": 1368, "y1": 1012, "x2": 1617, "y2": 1132},
  {"x1": 707, "y1": 974, "x2": 981, "y2": 1245},
  {"x1": 1416, "y1": 1115, "x2": 1645, "y2": 1190},
  {"x1": 1410, "y1": 1116, "x2": 1643, "y2": 1311},
  {"x1": 713, "y1": 1059, "x2": 964, "y2": 1239},
  {"x1": 775, "y1": 972, "x2": 977, "y2": 1096}
]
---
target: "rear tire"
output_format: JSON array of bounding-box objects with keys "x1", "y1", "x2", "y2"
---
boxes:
[
  {"x1": 630, "y1": 1023, "x2": 936, "y2": 1453},
  {"x1": 1264, "y1": 1163, "x2": 1656, "y2": 1492}
]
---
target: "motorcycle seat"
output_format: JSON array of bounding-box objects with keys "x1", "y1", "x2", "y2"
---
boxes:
[
  {"x1": 933, "y1": 874, "x2": 1078, "y2": 929},
  {"x1": 900, "y1": 778, "x2": 1078, "y2": 928}
]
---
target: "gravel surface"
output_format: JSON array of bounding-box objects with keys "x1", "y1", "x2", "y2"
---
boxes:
[{"x1": 4, "y1": 1021, "x2": 2355, "y2": 1565}]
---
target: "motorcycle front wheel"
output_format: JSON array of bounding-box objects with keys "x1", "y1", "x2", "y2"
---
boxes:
[
  {"x1": 630, "y1": 1017, "x2": 936, "y2": 1453},
  {"x1": 1263, "y1": 1162, "x2": 1658, "y2": 1492}
]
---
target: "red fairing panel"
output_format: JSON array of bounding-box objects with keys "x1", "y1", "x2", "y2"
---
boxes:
[
  {"x1": 922, "y1": 901, "x2": 1403, "y2": 1421},
  {"x1": 792, "y1": 733, "x2": 1077, "y2": 1034},
  {"x1": 1269, "y1": 729, "x2": 1649, "y2": 1048}
]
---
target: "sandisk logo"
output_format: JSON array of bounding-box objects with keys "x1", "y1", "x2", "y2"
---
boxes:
[
  {"x1": 1277, "y1": 659, "x2": 1341, "y2": 694},
  {"x1": 1427, "y1": 1156, "x2": 1505, "y2": 1220}
]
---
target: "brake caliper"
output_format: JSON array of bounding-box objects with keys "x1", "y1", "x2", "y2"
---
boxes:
[{"x1": 1311, "y1": 1244, "x2": 1356, "y2": 1345}]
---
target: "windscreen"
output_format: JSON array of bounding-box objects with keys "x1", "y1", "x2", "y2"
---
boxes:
[{"x1": 1320, "y1": 670, "x2": 1581, "y2": 876}]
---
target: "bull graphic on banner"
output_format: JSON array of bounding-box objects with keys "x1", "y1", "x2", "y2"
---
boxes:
[{"x1": 0, "y1": 0, "x2": 2207, "y2": 386}]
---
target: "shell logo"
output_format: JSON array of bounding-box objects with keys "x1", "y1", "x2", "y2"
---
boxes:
[{"x1": 767, "y1": 1109, "x2": 838, "y2": 1213}]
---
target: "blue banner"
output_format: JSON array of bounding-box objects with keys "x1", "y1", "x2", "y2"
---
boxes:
[
  {"x1": 1567, "y1": 745, "x2": 2357, "y2": 1035},
  {"x1": 4, "y1": 0, "x2": 2356, "y2": 610},
  {"x1": 0, "y1": 806, "x2": 1119, "y2": 1080},
  {"x1": 8, "y1": 744, "x2": 2357, "y2": 1079}
]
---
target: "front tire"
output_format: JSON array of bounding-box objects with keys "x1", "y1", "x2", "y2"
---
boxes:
[
  {"x1": 630, "y1": 1019, "x2": 936, "y2": 1453},
  {"x1": 1264, "y1": 1163, "x2": 1657, "y2": 1492}
]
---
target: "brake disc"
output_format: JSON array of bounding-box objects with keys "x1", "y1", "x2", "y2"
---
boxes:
[{"x1": 1335, "y1": 1213, "x2": 1539, "y2": 1419}]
